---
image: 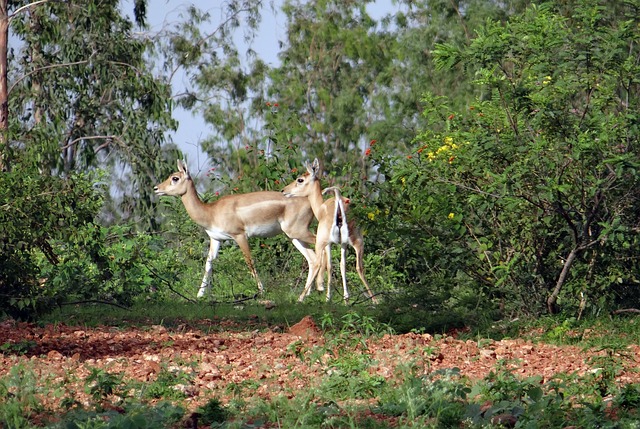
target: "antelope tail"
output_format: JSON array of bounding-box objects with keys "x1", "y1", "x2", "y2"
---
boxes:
[{"x1": 323, "y1": 186, "x2": 350, "y2": 245}]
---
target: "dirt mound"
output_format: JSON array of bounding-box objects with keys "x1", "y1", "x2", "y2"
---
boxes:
[{"x1": 288, "y1": 315, "x2": 321, "y2": 339}]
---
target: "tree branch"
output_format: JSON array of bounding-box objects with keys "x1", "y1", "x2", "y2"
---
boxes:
[
  {"x1": 9, "y1": 60, "x2": 143, "y2": 96},
  {"x1": 8, "y1": 0, "x2": 52, "y2": 22},
  {"x1": 59, "y1": 135, "x2": 126, "y2": 153}
]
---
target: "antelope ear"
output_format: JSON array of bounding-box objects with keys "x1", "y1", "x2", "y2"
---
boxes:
[
  {"x1": 305, "y1": 160, "x2": 314, "y2": 175},
  {"x1": 311, "y1": 158, "x2": 320, "y2": 177},
  {"x1": 177, "y1": 159, "x2": 190, "y2": 179}
]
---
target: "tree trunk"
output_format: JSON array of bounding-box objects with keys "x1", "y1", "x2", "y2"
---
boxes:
[
  {"x1": 547, "y1": 247, "x2": 580, "y2": 314},
  {"x1": 0, "y1": 0, "x2": 8, "y2": 171}
]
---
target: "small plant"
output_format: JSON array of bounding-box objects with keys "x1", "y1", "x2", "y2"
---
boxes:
[
  {"x1": 544, "y1": 317, "x2": 579, "y2": 344},
  {"x1": 51, "y1": 401, "x2": 185, "y2": 429},
  {"x1": 142, "y1": 365, "x2": 195, "y2": 400},
  {"x1": 84, "y1": 368, "x2": 126, "y2": 404},
  {"x1": 197, "y1": 398, "x2": 229, "y2": 427},
  {"x1": 0, "y1": 365, "x2": 43, "y2": 428},
  {"x1": 482, "y1": 363, "x2": 543, "y2": 404},
  {"x1": 376, "y1": 368, "x2": 470, "y2": 426},
  {"x1": 617, "y1": 384, "x2": 640, "y2": 411},
  {"x1": 0, "y1": 340, "x2": 36, "y2": 355},
  {"x1": 584, "y1": 342, "x2": 631, "y2": 398}
]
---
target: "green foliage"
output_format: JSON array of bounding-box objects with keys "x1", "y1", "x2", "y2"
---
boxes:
[
  {"x1": 0, "y1": 365, "x2": 43, "y2": 429},
  {"x1": 0, "y1": 340, "x2": 37, "y2": 355},
  {"x1": 0, "y1": 158, "x2": 104, "y2": 319},
  {"x1": 196, "y1": 398, "x2": 229, "y2": 426},
  {"x1": 377, "y1": 368, "x2": 470, "y2": 426},
  {"x1": 313, "y1": 313, "x2": 389, "y2": 400},
  {"x1": 0, "y1": 159, "x2": 177, "y2": 318},
  {"x1": 49, "y1": 402, "x2": 184, "y2": 429},
  {"x1": 583, "y1": 342, "x2": 632, "y2": 397},
  {"x1": 370, "y1": 0, "x2": 640, "y2": 318},
  {"x1": 142, "y1": 365, "x2": 195, "y2": 400}
]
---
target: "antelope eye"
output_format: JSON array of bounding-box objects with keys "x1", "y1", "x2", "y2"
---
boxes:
[
  {"x1": 297, "y1": 178, "x2": 304, "y2": 183},
  {"x1": 171, "y1": 176, "x2": 180, "y2": 183}
]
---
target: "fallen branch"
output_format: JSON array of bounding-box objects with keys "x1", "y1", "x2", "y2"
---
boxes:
[{"x1": 612, "y1": 308, "x2": 640, "y2": 315}]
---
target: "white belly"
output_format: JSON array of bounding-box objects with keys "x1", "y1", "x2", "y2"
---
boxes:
[
  {"x1": 245, "y1": 222, "x2": 282, "y2": 238},
  {"x1": 205, "y1": 227, "x2": 234, "y2": 241}
]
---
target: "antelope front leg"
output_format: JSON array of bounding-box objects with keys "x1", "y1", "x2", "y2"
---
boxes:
[
  {"x1": 323, "y1": 245, "x2": 333, "y2": 302},
  {"x1": 198, "y1": 238, "x2": 221, "y2": 298},
  {"x1": 339, "y1": 244, "x2": 349, "y2": 303},
  {"x1": 315, "y1": 254, "x2": 325, "y2": 292},
  {"x1": 291, "y1": 238, "x2": 317, "y2": 292}
]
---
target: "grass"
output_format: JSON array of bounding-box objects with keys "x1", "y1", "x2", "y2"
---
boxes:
[
  {"x1": 41, "y1": 296, "x2": 378, "y2": 333},
  {"x1": 475, "y1": 313, "x2": 640, "y2": 348}
]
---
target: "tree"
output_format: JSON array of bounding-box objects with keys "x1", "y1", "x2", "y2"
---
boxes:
[
  {"x1": 6, "y1": 0, "x2": 174, "y2": 226},
  {"x1": 0, "y1": 0, "x2": 176, "y2": 318},
  {"x1": 0, "y1": 0, "x2": 10, "y2": 171},
  {"x1": 376, "y1": 0, "x2": 640, "y2": 317}
]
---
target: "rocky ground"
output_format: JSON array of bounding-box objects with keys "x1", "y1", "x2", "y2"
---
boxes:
[{"x1": 1, "y1": 316, "x2": 639, "y2": 419}]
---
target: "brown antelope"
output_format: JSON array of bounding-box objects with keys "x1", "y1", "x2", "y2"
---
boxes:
[
  {"x1": 154, "y1": 160, "x2": 326, "y2": 298},
  {"x1": 282, "y1": 159, "x2": 377, "y2": 303}
]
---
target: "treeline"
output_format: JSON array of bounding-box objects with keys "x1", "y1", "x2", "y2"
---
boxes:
[{"x1": 1, "y1": 0, "x2": 638, "y2": 325}]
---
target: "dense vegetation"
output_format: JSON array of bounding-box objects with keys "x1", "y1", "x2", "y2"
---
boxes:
[{"x1": 1, "y1": 0, "x2": 640, "y2": 326}]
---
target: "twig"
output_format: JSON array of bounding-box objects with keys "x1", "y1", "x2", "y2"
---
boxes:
[
  {"x1": 144, "y1": 264, "x2": 198, "y2": 304},
  {"x1": 59, "y1": 299, "x2": 130, "y2": 310}
]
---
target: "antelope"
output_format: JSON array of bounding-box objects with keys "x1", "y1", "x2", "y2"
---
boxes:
[
  {"x1": 282, "y1": 159, "x2": 377, "y2": 304},
  {"x1": 154, "y1": 160, "x2": 326, "y2": 298}
]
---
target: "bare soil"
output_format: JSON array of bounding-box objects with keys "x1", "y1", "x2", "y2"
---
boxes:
[{"x1": 1, "y1": 316, "x2": 639, "y2": 415}]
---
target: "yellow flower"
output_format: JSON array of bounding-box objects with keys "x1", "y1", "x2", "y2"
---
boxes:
[
  {"x1": 427, "y1": 152, "x2": 436, "y2": 161},
  {"x1": 367, "y1": 208, "x2": 381, "y2": 221},
  {"x1": 448, "y1": 212, "x2": 455, "y2": 220},
  {"x1": 401, "y1": 177, "x2": 406, "y2": 185},
  {"x1": 444, "y1": 136, "x2": 453, "y2": 145}
]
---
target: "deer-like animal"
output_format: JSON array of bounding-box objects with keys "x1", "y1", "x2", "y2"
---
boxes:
[
  {"x1": 282, "y1": 159, "x2": 377, "y2": 303},
  {"x1": 154, "y1": 160, "x2": 325, "y2": 298}
]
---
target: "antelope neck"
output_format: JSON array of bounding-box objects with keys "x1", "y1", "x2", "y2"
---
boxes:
[
  {"x1": 308, "y1": 180, "x2": 326, "y2": 220},
  {"x1": 181, "y1": 179, "x2": 211, "y2": 227}
]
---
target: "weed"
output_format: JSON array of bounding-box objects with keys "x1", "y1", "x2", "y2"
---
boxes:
[
  {"x1": 142, "y1": 365, "x2": 194, "y2": 400},
  {"x1": 482, "y1": 363, "x2": 543, "y2": 403},
  {"x1": 0, "y1": 340, "x2": 37, "y2": 355},
  {"x1": 196, "y1": 398, "x2": 229, "y2": 427},
  {"x1": 286, "y1": 339, "x2": 308, "y2": 361},
  {"x1": 84, "y1": 368, "x2": 125, "y2": 405},
  {"x1": 584, "y1": 342, "x2": 631, "y2": 397},
  {"x1": 617, "y1": 384, "x2": 640, "y2": 410},
  {"x1": 377, "y1": 368, "x2": 470, "y2": 426},
  {"x1": 0, "y1": 364, "x2": 44, "y2": 428},
  {"x1": 49, "y1": 401, "x2": 184, "y2": 429}
]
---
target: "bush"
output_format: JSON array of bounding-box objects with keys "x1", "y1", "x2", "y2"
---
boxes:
[
  {"x1": 0, "y1": 158, "x2": 104, "y2": 319},
  {"x1": 367, "y1": 2, "x2": 640, "y2": 318}
]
